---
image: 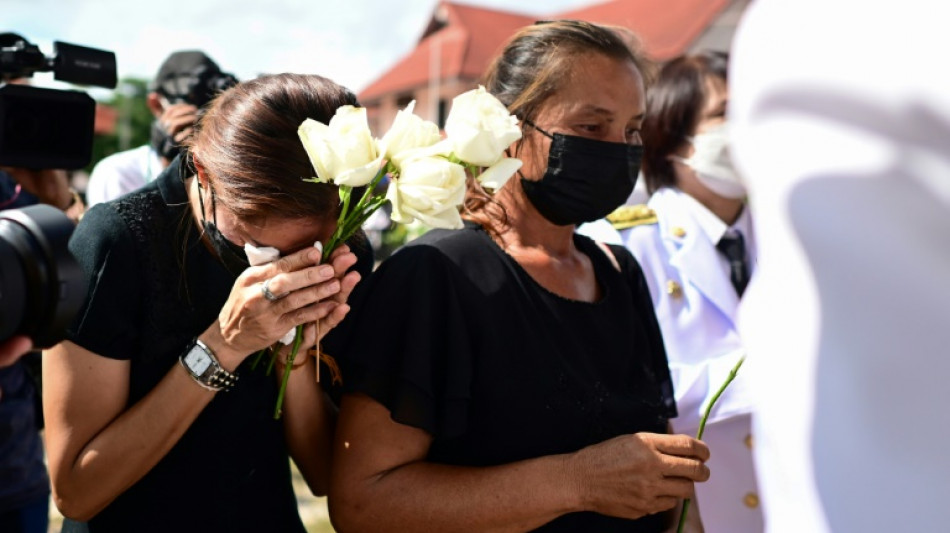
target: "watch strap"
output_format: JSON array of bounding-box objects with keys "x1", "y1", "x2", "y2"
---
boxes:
[{"x1": 180, "y1": 339, "x2": 239, "y2": 391}]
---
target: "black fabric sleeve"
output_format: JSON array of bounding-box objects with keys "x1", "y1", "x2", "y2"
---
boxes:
[
  {"x1": 609, "y1": 244, "x2": 678, "y2": 420},
  {"x1": 336, "y1": 244, "x2": 475, "y2": 439},
  {"x1": 66, "y1": 203, "x2": 143, "y2": 360}
]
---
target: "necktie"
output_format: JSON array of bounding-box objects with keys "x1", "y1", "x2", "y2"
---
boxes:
[{"x1": 717, "y1": 231, "x2": 749, "y2": 296}]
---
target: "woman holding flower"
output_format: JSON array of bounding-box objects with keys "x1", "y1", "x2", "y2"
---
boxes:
[
  {"x1": 42, "y1": 74, "x2": 368, "y2": 533},
  {"x1": 329, "y1": 21, "x2": 709, "y2": 532}
]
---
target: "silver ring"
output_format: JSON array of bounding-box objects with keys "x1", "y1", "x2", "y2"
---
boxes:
[{"x1": 261, "y1": 278, "x2": 280, "y2": 302}]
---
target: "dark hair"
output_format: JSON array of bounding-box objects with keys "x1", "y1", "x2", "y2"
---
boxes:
[
  {"x1": 186, "y1": 73, "x2": 358, "y2": 221},
  {"x1": 641, "y1": 50, "x2": 729, "y2": 193},
  {"x1": 468, "y1": 20, "x2": 646, "y2": 228},
  {"x1": 484, "y1": 20, "x2": 646, "y2": 123}
]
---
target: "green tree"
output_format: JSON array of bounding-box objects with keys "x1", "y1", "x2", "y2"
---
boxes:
[{"x1": 87, "y1": 77, "x2": 153, "y2": 173}]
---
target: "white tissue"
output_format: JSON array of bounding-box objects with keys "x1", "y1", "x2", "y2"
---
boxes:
[
  {"x1": 244, "y1": 243, "x2": 281, "y2": 267},
  {"x1": 276, "y1": 329, "x2": 296, "y2": 346}
]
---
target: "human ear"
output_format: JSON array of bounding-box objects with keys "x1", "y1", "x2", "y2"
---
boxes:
[
  {"x1": 192, "y1": 155, "x2": 209, "y2": 189},
  {"x1": 146, "y1": 92, "x2": 164, "y2": 118}
]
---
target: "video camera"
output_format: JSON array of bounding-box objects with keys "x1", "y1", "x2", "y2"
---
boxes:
[{"x1": 0, "y1": 32, "x2": 117, "y2": 169}]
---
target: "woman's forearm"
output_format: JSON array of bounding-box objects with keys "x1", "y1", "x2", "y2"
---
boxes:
[
  {"x1": 281, "y1": 355, "x2": 336, "y2": 496},
  {"x1": 331, "y1": 451, "x2": 580, "y2": 533},
  {"x1": 44, "y1": 342, "x2": 216, "y2": 521},
  {"x1": 330, "y1": 395, "x2": 708, "y2": 531},
  {"x1": 329, "y1": 394, "x2": 586, "y2": 532}
]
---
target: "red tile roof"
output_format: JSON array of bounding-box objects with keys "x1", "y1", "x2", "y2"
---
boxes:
[
  {"x1": 359, "y1": 0, "x2": 730, "y2": 103},
  {"x1": 559, "y1": 0, "x2": 730, "y2": 60},
  {"x1": 94, "y1": 103, "x2": 118, "y2": 135},
  {"x1": 360, "y1": 3, "x2": 532, "y2": 103},
  {"x1": 451, "y1": 3, "x2": 535, "y2": 80}
]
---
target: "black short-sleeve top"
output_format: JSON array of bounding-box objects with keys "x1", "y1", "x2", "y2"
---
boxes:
[
  {"x1": 338, "y1": 223, "x2": 677, "y2": 532},
  {"x1": 64, "y1": 159, "x2": 370, "y2": 533}
]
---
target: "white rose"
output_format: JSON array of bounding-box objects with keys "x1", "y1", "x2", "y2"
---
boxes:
[
  {"x1": 379, "y1": 101, "x2": 442, "y2": 162},
  {"x1": 389, "y1": 138, "x2": 452, "y2": 171},
  {"x1": 298, "y1": 106, "x2": 384, "y2": 187},
  {"x1": 444, "y1": 86, "x2": 522, "y2": 167},
  {"x1": 476, "y1": 157, "x2": 522, "y2": 191},
  {"x1": 386, "y1": 156, "x2": 466, "y2": 229}
]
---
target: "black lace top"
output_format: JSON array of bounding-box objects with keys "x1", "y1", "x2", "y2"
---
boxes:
[
  {"x1": 337, "y1": 223, "x2": 677, "y2": 532},
  {"x1": 66, "y1": 159, "x2": 369, "y2": 532}
]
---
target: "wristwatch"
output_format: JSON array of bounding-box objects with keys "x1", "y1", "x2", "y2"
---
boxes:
[{"x1": 179, "y1": 339, "x2": 239, "y2": 392}]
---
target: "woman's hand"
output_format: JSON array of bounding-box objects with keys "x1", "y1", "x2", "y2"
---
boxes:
[
  {"x1": 569, "y1": 432, "x2": 710, "y2": 520},
  {"x1": 156, "y1": 102, "x2": 200, "y2": 147},
  {"x1": 1, "y1": 166, "x2": 74, "y2": 211},
  {"x1": 203, "y1": 244, "x2": 360, "y2": 370}
]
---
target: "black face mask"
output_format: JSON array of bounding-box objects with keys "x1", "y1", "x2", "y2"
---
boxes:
[
  {"x1": 198, "y1": 182, "x2": 249, "y2": 276},
  {"x1": 520, "y1": 123, "x2": 642, "y2": 226}
]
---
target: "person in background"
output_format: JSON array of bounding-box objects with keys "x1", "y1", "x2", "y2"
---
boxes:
[
  {"x1": 328, "y1": 20, "x2": 709, "y2": 532},
  {"x1": 85, "y1": 50, "x2": 237, "y2": 207},
  {"x1": 618, "y1": 50, "x2": 763, "y2": 531},
  {"x1": 2, "y1": 34, "x2": 89, "y2": 532},
  {"x1": 730, "y1": 1, "x2": 950, "y2": 531},
  {"x1": 0, "y1": 166, "x2": 84, "y2": 533},
  {"x1": 43, "y1": 73, "x2": 367, "y2": 533}
]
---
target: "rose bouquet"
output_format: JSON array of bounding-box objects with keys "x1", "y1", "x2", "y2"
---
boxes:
[{"x1": 261, "y1": 87, "x2": 522, "y2": 418}]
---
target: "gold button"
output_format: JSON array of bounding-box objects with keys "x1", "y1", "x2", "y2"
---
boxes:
[
  {"x1": 666, "y1": 280, "x2": 682, "y2": 298},
  {"x1": 744, "y1": 492, "x2": 759, "y2": 508},
  {"x1": 672, "y1": 226, "x2": 687, "y2": 238},
  {"x1": 744, "y1": 434, "x2": 754, "y2": 449}
]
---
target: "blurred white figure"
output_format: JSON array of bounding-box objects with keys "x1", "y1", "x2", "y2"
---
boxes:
[
  {"x1": 620, "y1": 49, "x2": 761, "y2": 532},
  {"x1": 731, "y1": 1, "x2": 950, "y2": 532}
]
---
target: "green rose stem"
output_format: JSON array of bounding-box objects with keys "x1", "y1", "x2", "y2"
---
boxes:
[
  {"x1": 272, "y1": 325, "x2": 304, "y2": 419},
  {"x1": 265, "y1": 169, "x2": 388, "y2": 417},
  {"x1": 318, "y1": 166, "x2": 391, "y2": 263},
  {"x1": 675, "y1": 355, "x2": 746, "y2": 533},
  {"x1": 293, "y1": 164, "x2": 392, "y2": 392}
]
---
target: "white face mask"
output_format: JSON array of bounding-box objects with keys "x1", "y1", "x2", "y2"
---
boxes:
[{"x1": 674, "y1": 123, "x2": 747, "y2": 199}]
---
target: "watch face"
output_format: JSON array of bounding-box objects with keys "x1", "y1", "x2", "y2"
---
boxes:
[{"x1": 185, "y1": 346, "x2": 212, "y2": 376}]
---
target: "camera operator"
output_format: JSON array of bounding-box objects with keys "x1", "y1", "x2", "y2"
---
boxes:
[
  {"x1": 85, "y1": 50, "x2": 237, "y2": 207},
  {"x1": 0, "y1": 166, "x2": 84, "y2": 533},
  {"x1": 0, "y1": 172, "x2": 84, "y2": 533},
  {"x1": 1, "y1": 30, "x2": 109, "y2": 533}
]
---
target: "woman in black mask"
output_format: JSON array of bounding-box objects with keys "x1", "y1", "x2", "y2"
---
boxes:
[
  {"x1": 42, "y1": 74, "x2": 371, "y2": 533},
  {"x1": 329, "y1": 20, "x2": 709, "y2": 532}
]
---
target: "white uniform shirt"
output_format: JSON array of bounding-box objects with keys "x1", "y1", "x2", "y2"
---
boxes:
[
  {"x1": 731, "y1": 1, "x2": 950, "y2": 531},
  {"x1": 576, "y1": 218, "x2": 623, "y2": 245},
  {"x1": 621, "y1": 187, "x2": 763, "y2": 531},
  {"x1": 86, "y1": 144, "x2": 165, "y2": 207},
  {"x1": 679, "y1": 191, "x2": 756, "y2": 287}
]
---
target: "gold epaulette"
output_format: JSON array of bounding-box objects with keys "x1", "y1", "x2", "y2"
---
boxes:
[{"x1": 607, "y1": 204, "x2": 657, "y2": 230}]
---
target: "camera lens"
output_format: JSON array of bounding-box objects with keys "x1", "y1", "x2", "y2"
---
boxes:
[{"x1": 0, "y1": 204, "x2": 86, "y2": 348}]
